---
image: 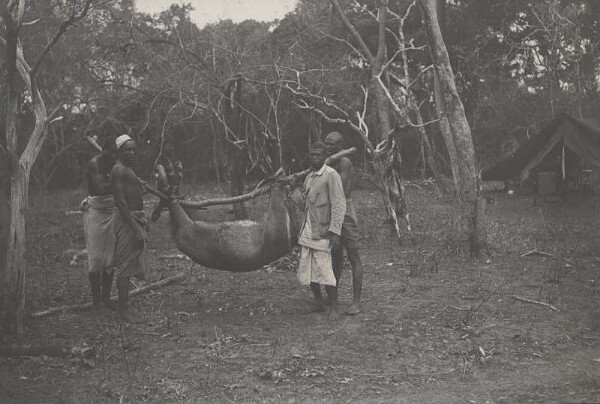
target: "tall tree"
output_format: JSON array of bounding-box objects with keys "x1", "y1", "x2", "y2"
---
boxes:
[
  {"x1": 329, "y1": 0, "x2": 393, "y2": 140},
  {"x1": 418, "y1": 0, "x2": 488, "y2": 259},
  {"x1": 0, "y1": 0, "x2": 97, "y2": 333}
]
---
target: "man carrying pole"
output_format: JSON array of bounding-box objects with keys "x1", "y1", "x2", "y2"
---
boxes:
[
  {"x1": 324, "y1": 131, "x2": 364, "y2": 315},
  {"x1": 110, "y1": 135, "x2": 147, "y2": 323}
]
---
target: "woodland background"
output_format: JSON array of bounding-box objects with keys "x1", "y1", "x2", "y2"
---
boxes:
[{"x1": 1, "y1": 0, "x2": 598, "y2": 192}]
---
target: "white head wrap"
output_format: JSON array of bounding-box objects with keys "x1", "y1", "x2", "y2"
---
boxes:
[{"x1": 115, "y1": 134, "x2": 133, "y2": 150}]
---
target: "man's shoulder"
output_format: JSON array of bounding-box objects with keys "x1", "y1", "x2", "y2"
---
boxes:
[
  {"x1": 110, "y1": 163, "x2": 130, "y2": 177},
  {"x1": 336, "y1": 156, "x2": 353, "y2": 170},
  {"x1": 323, "y1": 165, "x2": 342, "y2": 181},
  {"x1": 323, "y1": 165, "x2": 338, "y2": 175},
  {"x1": 328, "y1": 156, "x2": 353, "y2": 171},
  {"x1": 338, "y1": 156, "x2": 353, "y2": 165}
]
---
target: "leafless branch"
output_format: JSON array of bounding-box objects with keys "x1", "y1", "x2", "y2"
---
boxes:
[
  {"x1": 405, "y1": 65, "x2": 434, "y2": 92},
  {"x1": 31, "y1": 0, "x2": 99, "y2": 79},
  {"x1": 317, "y1": 29, "x2": 365, "y2": 60},
  {"x1": 329, "y1": 0, "x2": 375, "y2": 63},
  {"x1": 380, "y1": 44, "x2": 427, "y2": 75}
]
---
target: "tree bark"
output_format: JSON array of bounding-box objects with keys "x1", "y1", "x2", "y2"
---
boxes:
[
  {"x1": 4, "y1": 172, "x2": 28, "y2": 333},
  {"x1": 372, "y1": 0, "x2": 392, "y2": 140},
  {"x1": 395, "y1": 9, "x2": 446, "y2": 189},
  {"x1": 225, "y1": 75, "x2": 247, "y2": 219},
  {"x1": 1, "y1": 0, "x2": 68, "y2": 332},
  {"x1": 209, "y1": 118, "x2": 222, "y2": 187},
  {"x1": 425, "y1": 0, "x2": 459, "y2": 189},
  {"x1": 419, "y1": 0, "x2": 488, "y2": 258},
  {"x1": 2, "y1": 3, "x2": 25, "y2": 334},
  {"x1": 329, "y1": 0, "x2": 392, "y2": 141}
]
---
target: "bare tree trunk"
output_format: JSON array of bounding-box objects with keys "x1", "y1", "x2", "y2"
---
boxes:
[
  {"x1": 372, "y1": 81, "x2": 392, "y2": 140},
  {"x1": 226, "y1": 75, "x2": 247, "y2": 219},
  {"x1": 575, "y1": 61, "x2": 584, "y2": 119},
  {"x1": 419, "y1": 0, "x2": 488, "y2": 259},
  {"x1": 209, "y1": 118, "x2": 222, "y2": 188},
  {"x1": 3, "y1": 5, "x2": 26, "y2": 333},
  {"x1": 4, "y1": 171, "x2": 28, "y2": 333},
  {"x1": 330, "y1": 0, "x2": 393, "y2": 142},
  {"x1": 372, "y1": 0, "x2": 392, "y2": 141},
  {"x1": 329, "y1": 0, "x2": 414, "y2": 239},
  {"x1": 1, "y1": 0, "x2": 95, "y2": 332},
  {"x1": 433, "y1": 70, "x2": 460, "y2": 189},
  {"x1": 426, "y1": 0, "x2": 459, "y2": 188}
]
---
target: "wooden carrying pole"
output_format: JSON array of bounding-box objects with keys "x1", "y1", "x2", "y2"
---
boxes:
[{"x1": 144, "y1": 147, "x2": 357, "y2": 209}]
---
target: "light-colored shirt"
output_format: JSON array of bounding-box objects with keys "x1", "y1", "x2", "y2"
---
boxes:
[{"x1": 298, "y1": 164, "x2": 346, "y2": 240}]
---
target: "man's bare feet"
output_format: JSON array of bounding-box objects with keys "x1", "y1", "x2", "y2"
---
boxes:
[
  {"x1": 327, "y1": 305, "x2": 340, "y2": 320},
  {"x1": 118, "y1": 310, "x2": 144, "y2": 323},
  {"x1": 346, "y1": 303, "x2": 361, "y2": 315}
]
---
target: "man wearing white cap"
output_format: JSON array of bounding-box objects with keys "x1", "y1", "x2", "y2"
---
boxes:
[{"x1": 110, "y1": 134, "x2": 147, "y2": 323}]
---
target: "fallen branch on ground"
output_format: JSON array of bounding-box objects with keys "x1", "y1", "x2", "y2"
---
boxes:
[
  {"x1": 521, "y1": 250, "x2": 554, "y2": 258},
  {"x1": 512, "y1": 295, "x2": 559, "y2": 312},
  {"x1": 405, "y1": 182, "x2": 423, "y2": 190},
  {"x1": 0, "y1": 344, "x2": 69, "y2": 358},
  {"x1": 159, "y1": 254, "x2": 189, "y2": 260},
  {"x1": 30, "y1": 273, "x2": 186, "y2": 318},
  {"x1": 445, "y1": 306, "x2": 469, "y2": 311}
]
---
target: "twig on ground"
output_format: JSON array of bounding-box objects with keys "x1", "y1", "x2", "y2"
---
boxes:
[
  {"x1": 0, "y1": 345, "x2": 68, "y2": 357},
  {"x1": 521, "y1": 250, "x2": 554, "y2": 258},
  {"x1": 405, "y1": 182, "x2": 423, "y2": 190},
  {"x1": 159, "y1": 254, "x2": 189, "y2": 260},
  {"x1": 512, "y1": 295, "x2": 559, "y2": 312},
  {"x1": 446, "y1": 306, "x2": 469, "y2": 311},
  {"x1": 30, "y1": 273, "x2": 186, "y2": 318}
]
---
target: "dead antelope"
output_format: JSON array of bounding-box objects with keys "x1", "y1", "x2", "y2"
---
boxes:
[{"x1": 151, "y1": 165, "x2": 299, "y2": 272}]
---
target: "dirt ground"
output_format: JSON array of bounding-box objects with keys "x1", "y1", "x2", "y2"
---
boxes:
[{"x1": 2, "y1": 181, "x2": 600, "y2": 403}]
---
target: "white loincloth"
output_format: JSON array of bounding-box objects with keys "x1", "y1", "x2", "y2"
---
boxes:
[
  {"x1": 297, "y1": 216, "x2": 336, "y2": 287},
  {"x1": 82, "y1": 195, "x2": 115, "y2": 273}
]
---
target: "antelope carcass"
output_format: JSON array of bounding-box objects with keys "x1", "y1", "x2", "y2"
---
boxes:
[{"x1": 152, "y1": 167, "x2": 299, "y2": 272}]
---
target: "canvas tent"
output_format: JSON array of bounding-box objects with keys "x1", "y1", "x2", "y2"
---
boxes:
[{"x1": 481, "y1": 113, "x2": 600, "y2": 190}]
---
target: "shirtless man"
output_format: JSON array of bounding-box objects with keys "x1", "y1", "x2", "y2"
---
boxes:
[
  {"x1": 83, "y1": 137, "x2": 117, "y2": 310},
  {"x1": 111, "y1": 135, "x2": 147, "y2": 323},
  {"x1": 324, "y1": 131, "x2": 364, "y2": 315}
]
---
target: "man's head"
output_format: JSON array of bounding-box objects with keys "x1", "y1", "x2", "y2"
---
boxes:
[
  {"x1": 324, "y1": 131, "x2": 344, "y2": 156},
  {"x1": 116, "y1": 134, "x2": 136, "y2": 166},
  {"x1": 308, "y1": 142, "x2": 327, "y2": 171}
]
